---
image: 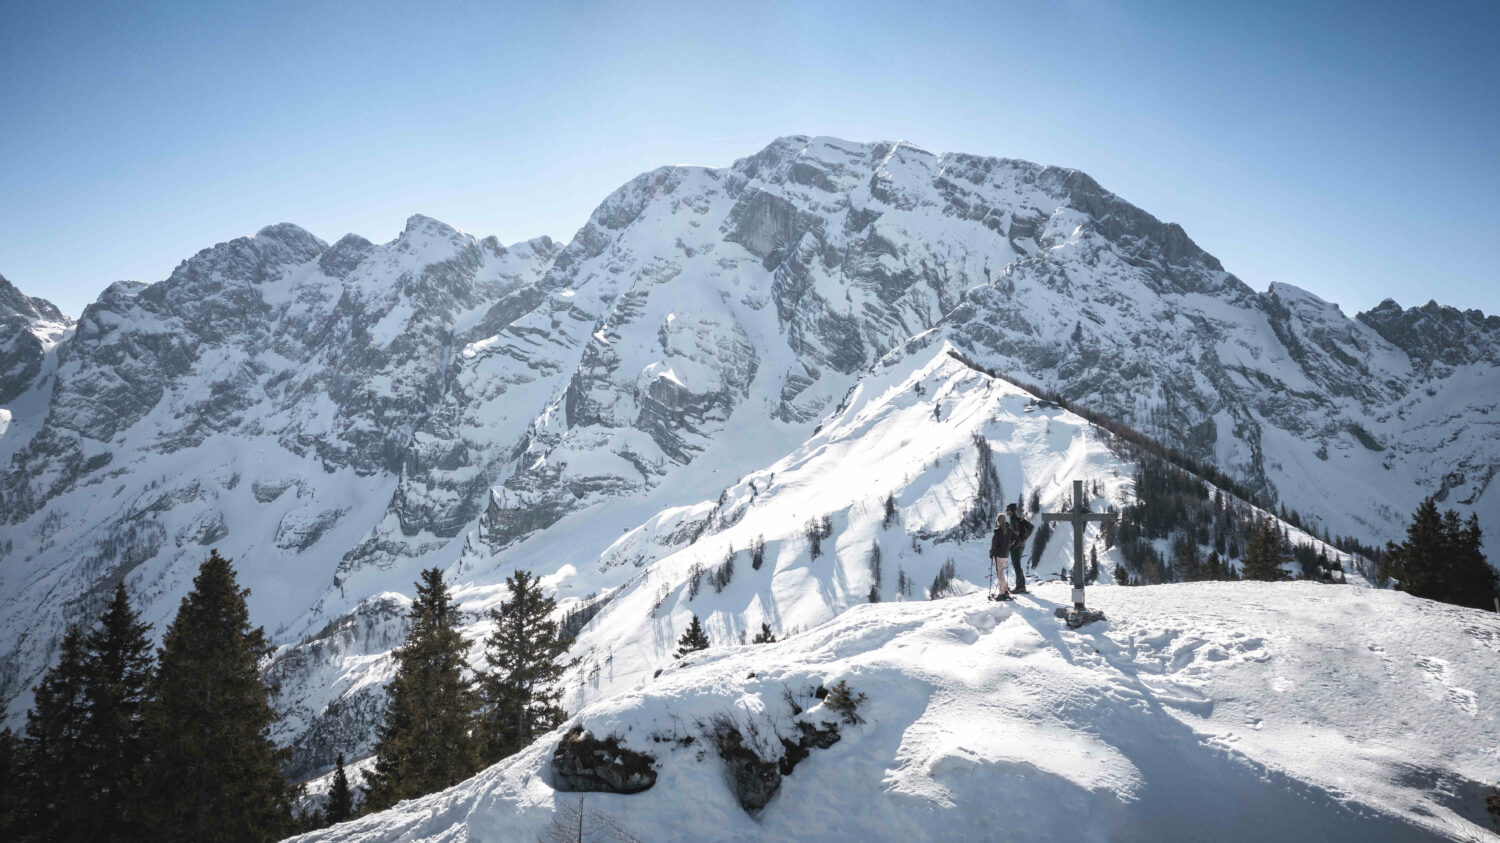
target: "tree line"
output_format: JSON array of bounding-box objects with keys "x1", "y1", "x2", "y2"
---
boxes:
[{"x1": 0, "y1": 553, "x2": 572, "y2": 840}]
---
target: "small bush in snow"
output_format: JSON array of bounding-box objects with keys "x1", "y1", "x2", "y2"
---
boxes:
[{"x1": 823, "y1": 680, "x2": 868, "y2": 725}]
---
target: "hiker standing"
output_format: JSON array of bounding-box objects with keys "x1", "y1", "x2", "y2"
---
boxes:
[
  {"x1": 1006, "y1": 503, "x2": 1035, "y2": 594},
  {"x1": 990, "y1": 513, "x2": 1015, "y2": 599}
]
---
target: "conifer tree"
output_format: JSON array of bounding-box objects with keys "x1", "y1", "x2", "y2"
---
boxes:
[
  {"x1": 364, "y1": 567, "x2": 479, "y2": 812},
  {"x1": 0, "y1": 728, "x2": 19, "y2": 839},
  {"x1": 1383, "y1": 499, "x2": 1498, "y2": 609},
  {"x1": 135, "y1": 550, "x2": 293, "y2": 842},
  {"x1": 80, "y1": 582, "x2": 154, "y2": 839},
  {"x1": 481, "y1": 570, "x2": 567, "y2": 764},
  {"x1": 1454, "y1": 514, "x2": 1500, "y2": 610},
  {"x1": 751, "y1": 622, "x2": 777, "y2": 644},
  {"x1": 1206, "y1": 550, "x2": 1224, "y2": 581},
  {"x1": 674, "y1": 615, "x2": 710, "y2": 658},
  {"x1": 1113, "y1": 562, "x2": 1130, "y2": 585},
  {"x1": 19, "y1": 625, "x2": 90, "y2": 840},
  {"x1": 1173, "y1": 535, "x2": 1204, "y2": 581},
  {"x1": 325, "y1": 753, "x2": 355, "y2": 825},
  {"x1": 1242, "y1": 517, "x2": 1291, "y2": 581}
]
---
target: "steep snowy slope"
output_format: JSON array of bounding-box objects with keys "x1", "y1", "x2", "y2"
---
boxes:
[
  {"x1": 0, "y1": 219, "x2": 558, "y2": 721},
  {"x1": 268, "y1": 345, "x2": 1359, "y2": 775},
  {"x1": 291, "y1": 582, "x2": 1500, "y2": 842}
]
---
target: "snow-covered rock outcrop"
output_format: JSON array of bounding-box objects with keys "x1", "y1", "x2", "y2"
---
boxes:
[{"x1": 291, "y1": 582, "x2": 1500, "y2": 842}]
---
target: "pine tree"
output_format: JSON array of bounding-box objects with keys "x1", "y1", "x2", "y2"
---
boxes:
[
  {"x1": 674, "y1": 615, "x2": 710, "y2": 658},
  {"x1": 751, "y1": 623, "x2": 776, "y2": 644},
  {"x1": 1113, "y1": 562, "x2": 1130, "y2": 585},
  {"x1": 325, "y1": 753, "x2": 355, "y2": 825},
  {"x1": 1242, "y1": 516, "x2": 1291, "y2": 581},
  {"x1": 1383, "y1": 500, "x2": 1498, "y2": 609},
  {"x1": 135, "y1": 550, "x2": 293, "y2": 842},
  {"x1": 19, "y1": 625, "x2": 90, "y2": 840},
  {"x1": 1173, "y1": 535, "x2": 1204, "y2": 581},
  {"x1": 75, "y1": 582, "x2": 154, "y2": 838},
  {"x1": 1206, "y1": 549, "x2": 1224, "y2": 581},
  {"x1": 1451, "y1": 513, "x2": 1498, "y2": 610},
  {"x1": 1087, "y1": 547, "x2": 1100, "y2": 584},
  {"x1": 480, "y1": 570, "x2": 567, "y2": 764},
  {"x1": 364, "y1": 567, "x2": 479, "y2": 812},
  {"x1": 37, "y1": 582, "x2": 154, "y2": 841},
  {"x1": 0, "y1": 728, "x2": 19, "y2": 839}
]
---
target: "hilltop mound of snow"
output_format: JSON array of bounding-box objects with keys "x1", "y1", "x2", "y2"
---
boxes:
[{"x1": 293, "y1": 582, "x2": 1500, "y2": 842}]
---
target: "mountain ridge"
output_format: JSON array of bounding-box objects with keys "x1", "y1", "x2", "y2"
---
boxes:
[{"x1": 0, "y1": 135, "x2": 1494, "y2": 787}]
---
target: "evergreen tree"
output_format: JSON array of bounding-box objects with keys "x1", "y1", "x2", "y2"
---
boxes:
[
  {"x1": 135, "y1": 550, "x2": 293, "y2": 842},
  {"x1": 1451, "y1": 513, "x2": 1499, "y2": 610},
  {"x1": 19, "y1": 625, "x2": 90, "y2": 840},
  {"x1": 1383, "y1": 500, "x2": 1498, "y2": 609},
  {"x1": 364, "y1": 568, "x2": 479, "y2": 812},
  {"x1": 325, "y1": 754, "x2": 355, "y2": 825},
  {"x1": 751, "y1": 623, "x2": 777, "y2": 644},
  {"x1": 1087, "y1": 547, "x2": 1100, "y2": 584},
  {"x1": 1113, "y1": 562, "x2": 1130, "y2": 585},
  {"x1": 674, "y1": 615, "x2": 710, "y2": 658},
  {"x1": 80, "y1": 582, "x2": 154, "y2": 839},
  {"x1": 1173, "y1": 535, "x2": 1204, "y2": 581},
  {"x1": 1206, "y1": 550, "x2": 1224, "y2": 581},
  {"x1": 0, "y1": 728, "x2": 19, "y2": 839},
  {"x1": 481, "y1": 570, "x2": 567, "y2": 764},
  {"x1": 1242, "y1": 517, "x2": 1291, "y2": 581}
]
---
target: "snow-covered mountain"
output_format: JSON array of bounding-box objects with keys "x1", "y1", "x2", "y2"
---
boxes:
[
  {"x1": 0, "y1": 136, "x2": 1495, "y2": 790},
  {"x1": 291, "y1": 581, "x2": 1500, "y2": 842}
]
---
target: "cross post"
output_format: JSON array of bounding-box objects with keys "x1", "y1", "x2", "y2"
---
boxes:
[{"x1": 1041, "y1": 479, "x2": 1117, "y2": 626}]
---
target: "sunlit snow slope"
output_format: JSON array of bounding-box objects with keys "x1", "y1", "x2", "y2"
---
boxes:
[{"x1": 292, "y1": 582, "x2": 1500, "y2": 843}]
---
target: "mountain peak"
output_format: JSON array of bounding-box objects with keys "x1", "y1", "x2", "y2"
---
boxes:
[{"x1": 402, "y1": 213, "x2": 464, "y2": 239}]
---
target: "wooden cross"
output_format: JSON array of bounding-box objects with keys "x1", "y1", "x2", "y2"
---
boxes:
[{"x1": 1042, "y1": 479, "x2": 1117, "y2": 612}]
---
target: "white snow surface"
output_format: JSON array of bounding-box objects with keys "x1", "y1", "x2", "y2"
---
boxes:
[{"x1": 292, "y1": 582, "x2": 1500, "y2": 842}]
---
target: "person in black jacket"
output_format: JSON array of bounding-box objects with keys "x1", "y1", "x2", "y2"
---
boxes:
[
  {"x1": 1005, "y1": 503, "x2": 1033, "y2": 594},
  {"x1": 990, "y1": 513, "x2": 1015, "y2": 599}
]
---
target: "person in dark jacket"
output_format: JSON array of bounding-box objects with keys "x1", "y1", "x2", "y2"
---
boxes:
[
  {"x1": 1006, "y1": 503, "x2": 1033, "y2": 594},
  {"x1": 990, "y1": 513, "x2": 1015, "y2": 598}
]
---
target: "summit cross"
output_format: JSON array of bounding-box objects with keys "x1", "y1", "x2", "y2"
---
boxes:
[{"x1": 1042, "y1": 479, "x2": 1117, "y2": 623}]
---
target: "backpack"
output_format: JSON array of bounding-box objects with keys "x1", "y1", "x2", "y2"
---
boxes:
[{"x1": 1015, "y1": 516, "x2": 1035, "y2": 542}]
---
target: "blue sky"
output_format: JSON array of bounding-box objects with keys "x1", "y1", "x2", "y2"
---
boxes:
[{"x1": 2, "y1": 0, "x2": 1496, "y2": 318}]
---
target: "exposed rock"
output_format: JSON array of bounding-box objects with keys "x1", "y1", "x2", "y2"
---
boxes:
[{"x1": 551, "y1": 727, "x2": 658, "y2": 795}]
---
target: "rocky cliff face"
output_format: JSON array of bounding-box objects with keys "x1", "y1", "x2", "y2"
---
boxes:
[
  {"x1": 0, "y1": 274, "x2": 70, "y2": 406},
  {"x1": 1, "y1": 135, "x2": 1494, "y2": 779}
]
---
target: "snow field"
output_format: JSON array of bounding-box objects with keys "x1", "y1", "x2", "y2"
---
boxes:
[{"x1": 294, "y1": 581, "x2": 1499, "y2": 842}]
